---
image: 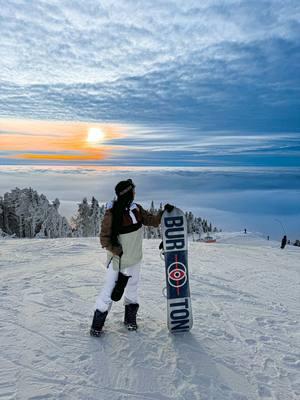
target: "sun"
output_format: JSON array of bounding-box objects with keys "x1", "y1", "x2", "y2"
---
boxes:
[{"x1": 87, "y1": 127, "x2": 105, "y2": 144}]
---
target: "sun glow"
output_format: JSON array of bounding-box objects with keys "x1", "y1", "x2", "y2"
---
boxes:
[
  {"x1": 87, "y1": 127, "x2": 105, "y2": 144},
  {"x1": 0, "y1": 118, "x2": 126, "y2": 163}
]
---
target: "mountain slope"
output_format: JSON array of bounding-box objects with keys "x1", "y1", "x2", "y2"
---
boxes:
[{"x1": 0, "y1": 235, "x2": 299, "y2": 400}]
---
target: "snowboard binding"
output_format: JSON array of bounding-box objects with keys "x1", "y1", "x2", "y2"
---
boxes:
[{"x1": 159, "y1": 241, "x2": 165, "y2": 260}]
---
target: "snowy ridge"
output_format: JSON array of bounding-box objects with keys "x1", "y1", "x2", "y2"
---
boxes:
[
  {"x1": 214, "y1": 231, "x2": 274, "y2": 246},
  {"x1": 0, "y1": 236, "x2": 299, "y2": 399}
]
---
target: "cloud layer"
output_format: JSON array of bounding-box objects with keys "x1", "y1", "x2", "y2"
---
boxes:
[
  {"x1": 1, "y1": 118, "x2": 299, "y2": 166},
  {"x1": 1, "y1": 0, "x2": 299, "y2": 131},
  {"x1": 0, "y1": 165, "x2": 299, "y2": 238}
]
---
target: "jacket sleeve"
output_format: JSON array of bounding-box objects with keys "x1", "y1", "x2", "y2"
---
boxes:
[
  {"x1": 100, "y1": 210, "x2": 123, "y2": 256},
  {"x1": 139, "y1": 205, "x2": 163, "y2": 227}
]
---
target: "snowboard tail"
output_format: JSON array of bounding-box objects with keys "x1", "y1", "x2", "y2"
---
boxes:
[
  {"x1": 162, "y1": 208, "x2": 193, "y2": 333},
  {"x1": 167, "y1": 297, "x2": 192, "y2": 333}
]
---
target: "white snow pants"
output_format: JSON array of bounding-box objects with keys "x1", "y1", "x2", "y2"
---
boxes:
[{"x1": 95, "y1": 261, "x2": 141, "y2": 313}]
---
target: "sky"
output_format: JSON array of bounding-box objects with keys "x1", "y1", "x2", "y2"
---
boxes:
[
  {"x1": 1, "y1": 118, "x2": 300, "y2": 166},
  {"x1": 0, "y1": 1, "x2": 299, "y2": 237},
  {"x1": 1, "y1": 0, "x2": 299, "y2": 135}
]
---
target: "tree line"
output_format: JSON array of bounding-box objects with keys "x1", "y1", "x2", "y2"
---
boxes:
[{"x1": 0, "y1": 188, "x2": 218, "y2": 239}]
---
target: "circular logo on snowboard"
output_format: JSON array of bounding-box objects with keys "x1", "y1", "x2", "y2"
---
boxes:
[{"x1": 167, "y1": 262, "x2": 187, "y2": 288}]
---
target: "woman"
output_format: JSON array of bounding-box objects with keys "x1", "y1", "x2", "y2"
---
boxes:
[{"x1": 90, "y1": 179, "x2": 173, "y2": 336}]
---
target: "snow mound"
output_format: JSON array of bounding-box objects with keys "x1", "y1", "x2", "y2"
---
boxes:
[
  {"x1": 0, "y1": 237, "x2": 299, "y2": 400},
  {"x1": 215, "y1": 231, "x2": 275, "y2": 246}
]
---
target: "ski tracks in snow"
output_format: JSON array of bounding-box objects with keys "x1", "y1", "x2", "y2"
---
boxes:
[
  {"x1": 190, "y1": 241, "x2": 300, "y2": 400},
  {"x1": 0, "y1": 237, "x2": 299, "y2": 399}
]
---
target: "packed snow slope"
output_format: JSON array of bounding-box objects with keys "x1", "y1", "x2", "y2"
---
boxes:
[{"x1": 0, "y1": 233, "x2": 299, "y2": 400}]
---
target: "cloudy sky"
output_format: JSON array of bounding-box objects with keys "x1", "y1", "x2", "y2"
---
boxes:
[
  {"x1": 0, "y1": 1, "x2": 299, "y2": 237},
  {"x1": 1, "y1": 1, "x2": 300, "y2": 146}
]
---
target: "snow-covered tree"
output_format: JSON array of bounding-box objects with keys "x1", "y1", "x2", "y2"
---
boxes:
[
  {"x1": 0, "y1": 189, "x2": 219, "y2": 239},
  {"x1": 53, "y1": 198, "x2": 60, "y2": 210},
  {"x1": 0, "y1": 196, "x2": 4, "y2": 232},
  {"x1": 72, "y1": 197, "x2": 105, "y2": 237},
  {"x1": 0, "y1": 188, "x2": 72, "y2": 238},
  {"x1": 143, "y1": 201, "x2": 162, "y2": 239},
  {"x1": 72, "y1": 198, "x2": 90, "y2": 237},
  {"x1": 0, "y1": 228, "x2": 8, "y2": 237},
  {"x1": 90, "y1": 196, "x2": 101, "y2": 236}
]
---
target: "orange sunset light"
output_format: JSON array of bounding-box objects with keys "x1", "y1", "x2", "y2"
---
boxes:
[{"x1": 0, "y1": 118, "x2": 124, "y2": 162}]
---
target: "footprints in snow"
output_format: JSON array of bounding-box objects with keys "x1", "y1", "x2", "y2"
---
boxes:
[
  {"x1": 0, "y1": 284, "x2": 8, "y2": 296},
  {"x1": 282, "y1": 355, "x2": 300, "y2": 370},
  {"x1": 245, "y1": 338, "x2": 257, "y2": 345}
]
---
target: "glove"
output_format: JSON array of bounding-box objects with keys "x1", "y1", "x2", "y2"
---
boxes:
[
  {"x1": 115, "y1": 247, "x2": 123, "y2": 257},
  {"x1": 164, "y1": 203, "x2": 174, "y2": 213},
  {"x1": 111, "y1": 272, "x2": 130, "y2": 301}
]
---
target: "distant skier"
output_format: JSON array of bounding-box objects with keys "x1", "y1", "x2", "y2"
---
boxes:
[
  {"x1": 90, "y1": 179, "x2": 174, "y2": 336},
  {"x1": 281, "y1": 235, "x2": 287, "y2": 249}
]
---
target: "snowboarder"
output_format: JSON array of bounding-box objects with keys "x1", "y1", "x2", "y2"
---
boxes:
[
  {"x1": 281, "y1": 235, "x2": 287, "y2": 249},
  {"x1": 90, "y1": 179, "x2": 173, "y2": 336}
]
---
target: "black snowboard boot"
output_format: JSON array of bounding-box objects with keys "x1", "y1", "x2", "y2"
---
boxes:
[
  {"x1": 90, "y1": 309, "x2": 108, "y2": 337},
  {"x1": 124, "y1": 303, "x2": 139, "y2": 331}
]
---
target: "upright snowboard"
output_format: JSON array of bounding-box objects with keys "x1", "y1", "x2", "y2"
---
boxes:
[{"x1": 161, "y1": 207, "x2": 193, "y2": 333}]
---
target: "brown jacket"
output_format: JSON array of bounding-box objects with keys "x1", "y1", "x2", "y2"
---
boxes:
[{"x1": 100, "y1": 202, "x2": 162, "y2": 256}]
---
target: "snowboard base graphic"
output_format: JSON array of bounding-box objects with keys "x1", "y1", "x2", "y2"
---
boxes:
[{"x1": 161, "y1": 207, "x2": 193, "y2": 333}]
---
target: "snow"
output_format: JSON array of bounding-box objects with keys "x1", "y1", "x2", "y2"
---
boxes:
[{"x1": 0, "y1": 233, "x2": 299, "y2": 400}]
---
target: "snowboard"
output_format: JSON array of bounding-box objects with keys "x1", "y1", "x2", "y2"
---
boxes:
[{"x1": 161, "y1": 207, "x2": 193, "y2": 333}]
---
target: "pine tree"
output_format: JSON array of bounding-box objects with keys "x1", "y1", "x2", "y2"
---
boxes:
[
  {"x1": 71, "y1": 197, "x2": 105, "y2": 237},
  {"x1": 0, "y1": 196, "x2": 4, "y2": 233},
  {"x1": 73, "y1": 198, "x2": 90, "y2": 237},
  {"x1": 0, "y1": 188, "x2": 72, "y2": 238},
  {"x1": 90, "y1": 196, "x2": 100, "y2": 236}
]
